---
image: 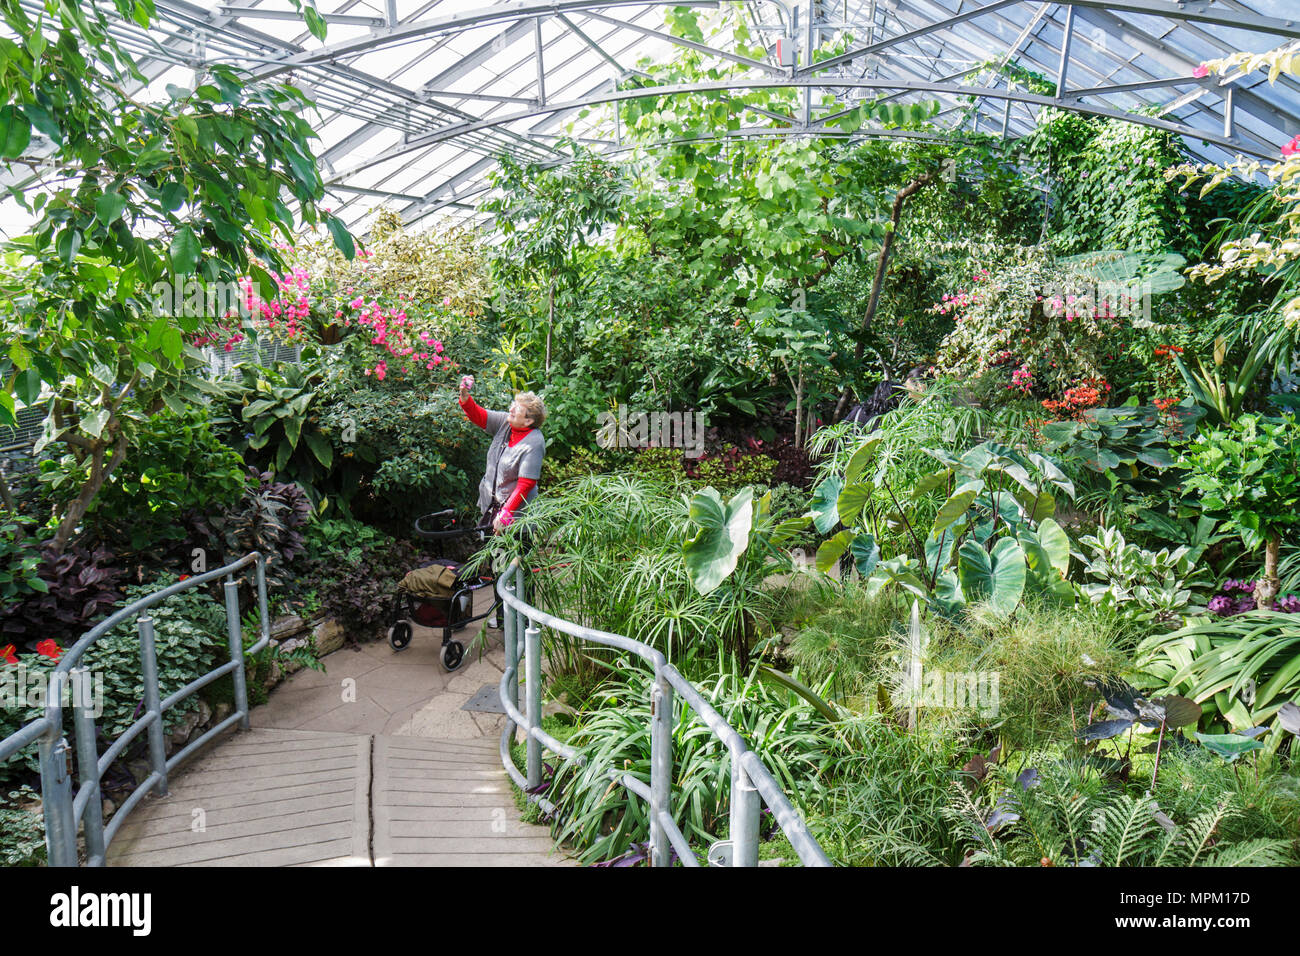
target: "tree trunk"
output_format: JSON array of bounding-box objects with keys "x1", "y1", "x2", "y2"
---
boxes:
[
  {"x1": 545, "y1": 279, "x2": 555, "y2": 374},
  {"x1": 0, "y1": 467, "x2": 14, "y2": 513},
  {"x1": 832, "y1": 170, "x2": 939, "y2": 423},
  {"x1": 50, "y1": 432, "x2": 128, "y2": 554},
  {"x1": 1254, "y1": 534, "x2": 1281, "y2": 610},
  {"x1": 793, "y1": 365, "x2": 804, "y2": 449}
]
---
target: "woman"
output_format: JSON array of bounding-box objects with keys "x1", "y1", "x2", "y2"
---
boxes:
[{"x1": 457, "y1": 375, "x2": 546, "y2": 533}]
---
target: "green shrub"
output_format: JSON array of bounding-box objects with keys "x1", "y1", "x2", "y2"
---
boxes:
[
  {"x1": 84, "y1": 575, "x2": 230, "y2": 738},
  {"x1": 38, "y1": 406, "x2": 247, "y2": 556},
  {"x1": 920, "y1": 599, "x2": 1131, "y2": 750},
  {"x1": 546, "y1": 657, "x2": 840, "y2": 864},
  {"x1": 810, "y1": 716, "x2": 971, "y2": 866},
  {"x1": 544, "y1": 443, "x2": 777, "y2": 496},
  {"x1": 786, "y1": 582, "x2": 910, "y2": 707},
  {"x1": 0, "y1": 517, "x2": 47, "y2": 605},
  {"x1": 315, "y1": 377, "x2": 495, "y2": 527},
  {"x1": 0, "y1": 786, "x2": 46, "y2": 866},
  {"x1": 949, "y1": 756, "x2": 1295, "y2": 866}
]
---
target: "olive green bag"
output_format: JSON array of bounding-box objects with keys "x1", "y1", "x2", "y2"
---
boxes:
[{"x1": 399, "y1": 562, "x2": 459, "y2": 599}]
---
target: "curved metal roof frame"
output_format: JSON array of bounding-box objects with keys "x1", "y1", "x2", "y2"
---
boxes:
[{"x1": 13, "y1": 1, "x2": 1300, "y2": 236}]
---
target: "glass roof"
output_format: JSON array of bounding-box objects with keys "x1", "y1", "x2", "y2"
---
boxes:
[{"x1": 7, "y1": 0, "x2": 1300, "y2": 236}]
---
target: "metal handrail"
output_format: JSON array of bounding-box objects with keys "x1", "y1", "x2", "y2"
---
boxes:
[
  {"x1": 496, "y1": 561, "x2": 832, "y2": 867},
  {"x1": 0, "y1": 552, "x2": 270, "y2": 866}
]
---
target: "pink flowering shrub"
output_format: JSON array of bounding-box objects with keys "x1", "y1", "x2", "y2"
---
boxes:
[{"x1": 932, "y1": 249, "x2": 1129, "y2": 401}]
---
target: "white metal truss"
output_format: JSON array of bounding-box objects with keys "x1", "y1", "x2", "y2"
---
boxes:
[{"x1": 9, "y1": 1, "x2": 1300, "y2": 233}]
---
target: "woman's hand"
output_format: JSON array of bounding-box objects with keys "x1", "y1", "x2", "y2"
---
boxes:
[{"x1": 459, "y1": 374, "x2": 474, "y2": 403}]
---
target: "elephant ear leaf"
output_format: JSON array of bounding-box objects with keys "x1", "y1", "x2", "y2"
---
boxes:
[
  {"x1": 1195, "y1": 732, "x2": 1267, "y2": 762},
  {"x1": 850, "y1": 532, "x2": 879, "y2": 578},
  {"x1": 1157, "y1": 695, "x2": 1201, "y2": 729},
  {"x1": 683, "y1": 486, "x2": 754, "y2": 595},
  {"x1": 816, "y1": 529, "x2": 854, "y2": 573},
  {"x1": 809, "y1": 477, "x2": 843, "y2": 534},
  {"x1": 1036, "y1": 517, "x2": 1071, "y2": 576},
  {"x1": 1278, "y1": 701, "x2": 1300, "y2": 736},
  {"x1": 959, "y1": 538, "x2": 1025, "y2": 617}
]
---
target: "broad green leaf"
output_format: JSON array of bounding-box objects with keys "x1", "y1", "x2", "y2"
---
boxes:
[
  {"x1": 325, "y1": 214, "x2": 355, "y2": 259},
  {"x1": 809, "y1": 477, "x2": 843, "y2": 535},
  {"x1": 14, "y1": 368, "x2": 42, "y2": 405},
  {"x1": 170, "y1": 227, "x2": 200, "y2": 274},
  {"x1": 160, "y1": 328, "x2": 183, "y2": 364},
  {"x1": 1195, "y1": 732, "x2": 1266, "y2": 762},
  {"x1": 816, "y1": 529, "x2": 854, "y2": 573},
  {"x1": 844, "y1": 435, "x2": 881, "y2": 485},
  {"x1": 933, "y1": 480, "x2": 981, "y2": 534},
  {"x1": 958, "y1": 538, "x2": 1025, "y2": 617},
  {"x1": 95, "y1": 191, "x2": 127, "y2": 223},
  {"x1": 0, "y1": 105, "x2": 32, "y2": 159},
  {"x1": 56, "y1": 227, "x2": 81, "y2": 264},
  {"x1": 1036, "y1": 517, "x2": 1070, "y2": 576},
  {"x1": 304, "y1": 431, "x2": 333, "y2": 468},
  {"x1": 683, "y1": 486, "x2": 754, "y2": 595},
  {"x1": 283, "y1": 413, "x2": 303, "y2": 449},
  {"x1": 836, "y1": 480, "x2": 872, "y2": 527},
  {"x1": 81, "y1": 407, "x2": 110, "y2": 439},
  {"x1": 849, "y1": 533, "x2": 879, "y2": 578}
]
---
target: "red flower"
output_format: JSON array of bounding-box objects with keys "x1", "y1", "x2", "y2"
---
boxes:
[
  {"x1": 36, "y1": 639, "x2": 62, "y2": 662},
  {"x1": 1, "y1": 644, "x2": 17, "y2": 665},
  {"x1": 179, "y1": 574, "x2": 191, "y2": 582}
]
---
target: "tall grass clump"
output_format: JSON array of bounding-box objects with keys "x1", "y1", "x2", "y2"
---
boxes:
[
  {"x1": 480, "y1": 474, "x2": 795, "y2": 697},
  {"x1": 905, "y1": 598, "x2": 1132, "y2": 750}
]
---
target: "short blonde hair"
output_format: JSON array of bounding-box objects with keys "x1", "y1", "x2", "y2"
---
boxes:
[{"x1": 514, "y1": 391, "x2": 546, "y2": 427}]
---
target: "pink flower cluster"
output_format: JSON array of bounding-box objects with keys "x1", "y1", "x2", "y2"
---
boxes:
[
  {"x1": 242, "y1": 267, "x2": 312, "y2": 340},
  {"x1": 235, "y1": 263, "x2": 454, "y2": 380},
  {"x1": 1009, "y1": 364, "x2": 1034, "y2": 393},
  {"x1": 191, "y1": 324, "x2": 246, "y2": 352}
]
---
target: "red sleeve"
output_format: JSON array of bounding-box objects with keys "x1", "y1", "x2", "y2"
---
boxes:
[
  {"x1": 459, "y1": 394, "x2": 488, "y2": 429},
  {"x1": 499, "y1": 477, "x2": 537, "y2": 523}
]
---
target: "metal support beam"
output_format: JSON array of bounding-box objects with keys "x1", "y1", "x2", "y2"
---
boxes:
[
  {"x1": 535, "y1": 16, "x2": 547, "y2": 108},
  {"x1": 346, "y1": 76, "x2": 1281, "y2": 180},
  {"x1": 218, "y1": 5, "x2": 386, "y2": 27},
  {"x1": 556, "y1": 11, "x2": 636, "y2": 76},
  {"x1": 802, "y1": 0, "x2": 814, "y2": 126},
  {"x1": 581, "y1": 9, "x2": 784, "y2": 75},
  {"x1": 1056, "y1": 5, "x2": 1075, "y2": 99},
  {"x1": 252, "y1": 1, "x2": 726, "y2": 77}
]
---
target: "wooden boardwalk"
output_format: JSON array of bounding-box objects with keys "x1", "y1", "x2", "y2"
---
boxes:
[{"x1": 107, "y1": 727, "x2": 571, "y2": 867}]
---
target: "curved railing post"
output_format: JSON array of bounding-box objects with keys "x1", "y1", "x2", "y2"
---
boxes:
[
  {"x1": 504, "y1": 573, "x2": 519, "y2": 741},
  {"x1": 649, "y1": 666, "x2": 673, "y2": 867},
  {"x1": 71, "y1": 666, "x2": 106, "y2": 865},
  {"x1": 138, "y1": 614, "x2": 169, "y2": 797},
  {"x1": 493, "y1": 556, "x2": 833, "y2": 867},
  {"x1": 524, "y1": 624, "x2": 542, "y2": 790},
  {"x1": 38, "y1": 675, "x2": 76, "y2": 866},
  {"x1": 225, "y1": 575, "x2": 251, "y2": 730},
  {"x1": 729, "y1": 756, "x2": 760, "y2": 867}
]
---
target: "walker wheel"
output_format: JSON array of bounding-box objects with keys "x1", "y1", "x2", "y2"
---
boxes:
[
  {"x1": 389, "y1": 621, "x2": 412, "y2": 650},
  {"x1": 441, "y1": 640, "x2": 465, "y2": 671}
]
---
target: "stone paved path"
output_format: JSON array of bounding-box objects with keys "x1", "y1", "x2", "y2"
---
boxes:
[{"x1": 107, "y1": 591, "x2": 573, "y2": 867}]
